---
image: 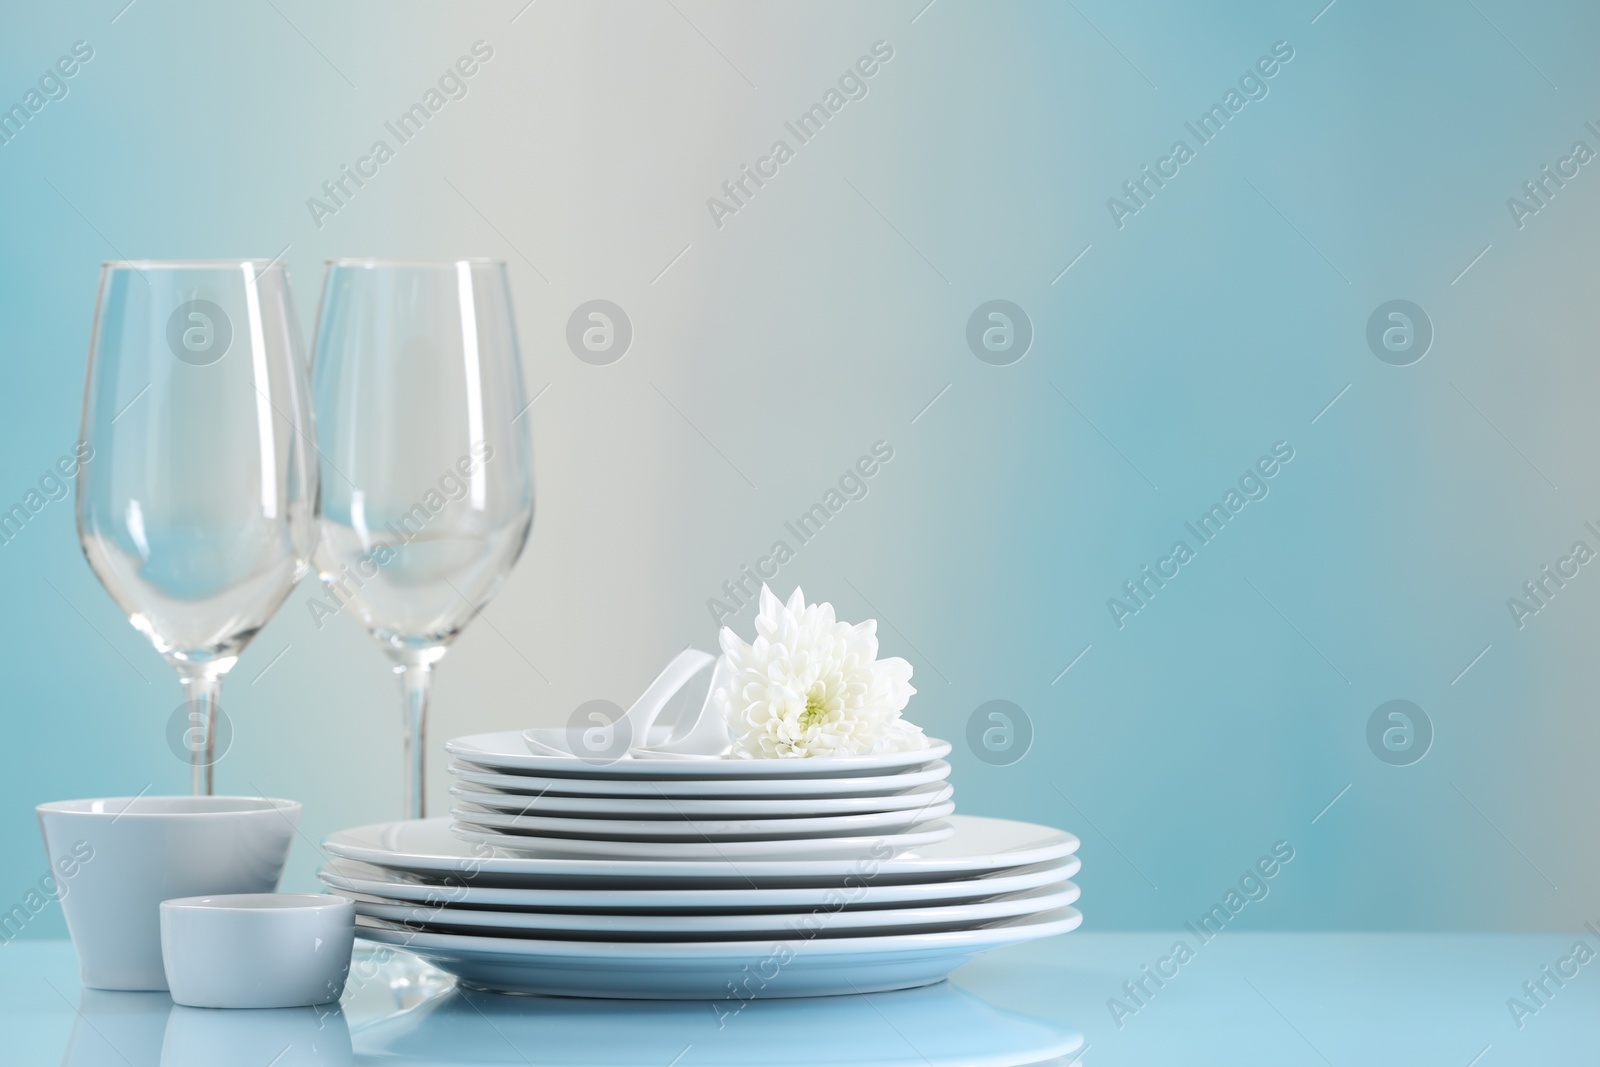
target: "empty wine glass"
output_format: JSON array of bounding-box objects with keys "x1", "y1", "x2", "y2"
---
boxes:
[
  {"x1": 310, "y1": 259, "x2": 534, "y2": 819},
  {"x1": 77, "y1": 260, "x2": 318, "y2": 794}
]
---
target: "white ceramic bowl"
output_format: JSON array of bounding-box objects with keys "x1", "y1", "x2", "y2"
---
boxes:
[
  {"x1": 36, "y1": 796, "x2": 299, "y2": 991},
  {"x1": 161, "y1": 894, "x2": 355, "y2": 1009}
]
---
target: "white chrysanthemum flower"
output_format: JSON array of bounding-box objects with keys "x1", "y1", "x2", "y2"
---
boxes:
[{"x1": 716, "y1": 585, "x2": 925, "y2": 759}]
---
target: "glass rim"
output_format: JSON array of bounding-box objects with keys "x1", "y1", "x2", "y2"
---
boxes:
[
  {"x1": 324, "y1": 257, "x2": 507, "y2": 268},
  {"x1": 101, "y1": 258, "x2": 286, "y2": 270}
]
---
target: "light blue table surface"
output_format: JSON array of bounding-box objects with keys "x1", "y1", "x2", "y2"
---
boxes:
[{"x1": 7, "y1": 933, "x2": 1598, "y2": 1065}]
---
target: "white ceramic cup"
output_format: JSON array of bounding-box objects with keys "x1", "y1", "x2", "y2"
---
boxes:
[
  {"x1": 160, "y1": 893, "x2": 354, "y2": 1009},
  {"x1": 36, "y1": 796, "x2": 300, "y2": 991}
]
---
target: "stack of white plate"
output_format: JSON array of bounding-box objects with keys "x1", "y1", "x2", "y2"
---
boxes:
[
  {"x1": 443, "y1": 730, "x2": 961, "y2": 860},
  {"x1": 319, "y1": 731, "x2": 1081, "y2": 998},
  {"x1": 321, "y1": 817, "x2": 1080, "y2": 998}
]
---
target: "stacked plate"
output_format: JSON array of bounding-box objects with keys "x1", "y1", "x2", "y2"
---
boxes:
[
  {"x1": 444, "y1": 730, "x2": 960, "y2": 860},
  {"x1": 319, "y1": 731, "x2": 1081, "y2": 998}
]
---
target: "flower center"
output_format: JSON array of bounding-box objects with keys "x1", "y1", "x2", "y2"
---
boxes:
[{"x1": 799, "y1": 690, "x2": 828, "y2": 730}]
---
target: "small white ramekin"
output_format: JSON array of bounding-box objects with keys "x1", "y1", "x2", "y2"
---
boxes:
[{"x1": 160, "y1": 894, "x2": 354, "y2": 1009}]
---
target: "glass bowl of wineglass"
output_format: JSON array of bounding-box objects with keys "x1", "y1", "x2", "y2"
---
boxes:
[
  {"x1": 310, "y1": 259, "x2": 534, "y2": 819},
  {"x1": 76, "y1": 260, "x2": 318, "y2": 794}
]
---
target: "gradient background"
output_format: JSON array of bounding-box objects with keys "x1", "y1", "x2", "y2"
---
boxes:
[{"x1": 0, "y1": 0, "x2": 1595, "y2": 942}]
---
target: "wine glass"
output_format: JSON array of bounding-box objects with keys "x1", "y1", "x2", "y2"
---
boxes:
[
  {"x1": 77, "y1": 260, "x2": 318, "y2": 794},
  {"x1": 310, "y1": 259, "x2": 534, "y2": 819}
]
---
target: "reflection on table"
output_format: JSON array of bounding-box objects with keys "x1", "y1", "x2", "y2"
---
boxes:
[
  {"x1": 53, "y1": 952, "x2": 1079, "y2": 1067},
  {"x1": 62, "y1": 989, "x2": 351, "y2": 1067}
]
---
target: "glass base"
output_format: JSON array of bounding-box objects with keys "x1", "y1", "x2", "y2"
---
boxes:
[{"x1": 346, "y1": 941, "x2": 455, "y2": 1013}]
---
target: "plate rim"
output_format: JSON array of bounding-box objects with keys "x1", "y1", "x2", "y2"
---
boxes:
[
  {"x1": 446, "y1": 780, "x2": 956, "y2": 815},
  {"x1": 448, "y1": 731, "x2": 953, "y2": 778},
  {"x1": 353, "y1": 905, "x2": 1083, "y2": 959},
  {"x1": 316, "y1": 853, "x2": 1083, "y2": 907},
  {"x1": 324, "y1": 814, "x2": 1079, "y2": 880},
  {"x1": 341, "y1": 880, "x2": 1081, "y2": 934},
  {"x1": 448, "y1": 799, "x2": 959, "y2": 838},
  {"x1": 446, "y1": 819, "x2": 957, "y2": 860},
  {"x1": 445, "y1": 760, "x2": 954, "y2": 797}
]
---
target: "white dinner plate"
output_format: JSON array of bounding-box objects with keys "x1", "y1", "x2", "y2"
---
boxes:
[
  {"x1": 450, "y1": 800, "x2": 958, "y2": 841},
  {"x1": 448, "y1": 820, "x2": 956, "y2": 860},
  {"x1": 447, "y1": 760, "x2": 953, "y2": 798},
  {"x1": 317, "y1": 854, "x2": 1081, "y2": 911},
  {"x1": 448, "y1": 781, "x2": 955, "y2": 817},
  {"x1": 354, "y1": 906, "x2": 1082, "y2": 998},
  {"x1": 338, "y1": 881, "x2": 1078, "y2": 939},
  {"x1": 324, "y1": 815, "x2": 1078, "y2": 886},
  {"x1": 448, "y1": 731, "x2": 952, "y2": 779}
]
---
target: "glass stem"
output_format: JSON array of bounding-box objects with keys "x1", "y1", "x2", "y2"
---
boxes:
[
  {"x1": 398, "y1": 657, "x2": 433, "y2": 820},
  {"x1": 177, "y1": 669, "x2": 224, "y2": 796}
]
